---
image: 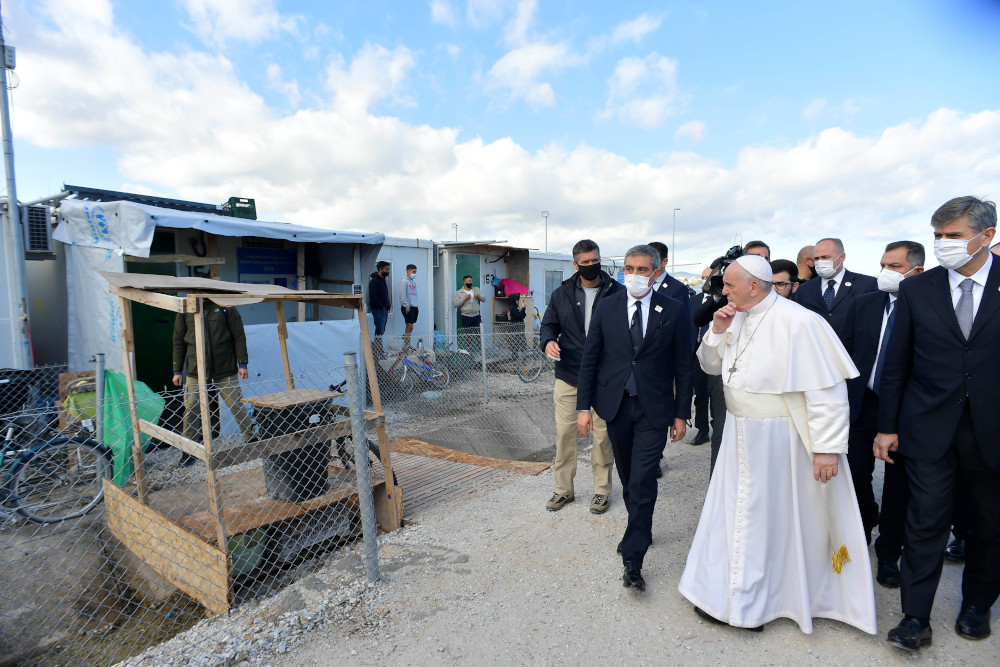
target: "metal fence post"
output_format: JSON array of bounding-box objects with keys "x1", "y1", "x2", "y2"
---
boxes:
[
  {"x1": 94, "y1": 353, "x2": 105, "y2": 446},
  {"x1": 343, "y1": 352, "x2": 381, "y2": 583},
  {"x1": 479, "y1": 321, "x2": 489, "y2": 403}
]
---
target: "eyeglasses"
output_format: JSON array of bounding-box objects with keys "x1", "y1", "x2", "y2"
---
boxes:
[{"x1": 772, "y1": 281, "x2": 795, "y2": 289}]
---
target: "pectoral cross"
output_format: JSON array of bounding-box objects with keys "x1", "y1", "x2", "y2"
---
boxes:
[{"x1": 727, "y1": 362, "x2": 738, "y2": 382}]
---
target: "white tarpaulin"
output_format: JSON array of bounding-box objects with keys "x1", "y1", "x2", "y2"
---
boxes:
[
  {"x1": 54, "y1": 200, "x2": 383, "y2": 257},
  {"x1": 65, "y1": 246, "x2": 126, "y2": 372}
]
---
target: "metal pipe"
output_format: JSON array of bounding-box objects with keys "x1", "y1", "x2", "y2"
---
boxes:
[
  {"x1": 479, "y1": 321, "x2": 489, "y2": 403},
  {"x1": 94, "y1": 353, "x2": 104, "y2": 447},
  {"x1": 20, "y1": 191, "x2": 69, "y2": 208},
  {"x1": 344, "y1": 352, "x2": 381, "y2": 583}
]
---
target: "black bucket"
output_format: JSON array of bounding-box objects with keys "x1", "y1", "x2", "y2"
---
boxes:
[{"x1": 263, "y1": 441, "x2": 331, "y2": 502}]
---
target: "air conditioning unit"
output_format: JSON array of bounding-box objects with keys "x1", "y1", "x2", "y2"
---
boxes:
[
  {"x1": 22, "y1": 204, "x2": 54, "y2": 258},
  {"x1": 433, "y1": 245, "x2": 440, "y2": 268}
]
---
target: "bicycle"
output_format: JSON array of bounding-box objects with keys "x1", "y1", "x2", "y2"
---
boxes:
[
  {"x1": 514, "y1": 332, "x2": 546, "y2": 382},
  {"x1": 0, "y1": 414, "x2": 112, "y2": 524},
  {"x1": 386, "y1": 339, "x2": 450, "y2": 397}
]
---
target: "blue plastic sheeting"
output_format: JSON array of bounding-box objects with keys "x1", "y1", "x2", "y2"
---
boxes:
[{"x1": 55, "y1": 199, "x2": 383, "y2": 257}]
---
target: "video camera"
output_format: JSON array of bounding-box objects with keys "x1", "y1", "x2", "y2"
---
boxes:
[{"x1": 702, "y1": 244, "x2": 743, "y2": 297}]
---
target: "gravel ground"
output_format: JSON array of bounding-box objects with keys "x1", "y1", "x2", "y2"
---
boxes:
[{"x1": 117, "y1": 434, "x2": 997, "y2": 667}]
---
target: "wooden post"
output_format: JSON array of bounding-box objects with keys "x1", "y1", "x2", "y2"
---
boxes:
[
  {"x1": 275, "y1": 302, "x2": 295, "y2": 391},
  {"x1": 357, "y1": 300, "x2": 400, "y2": 527},
  {"x1": 296, "y1": 244, "x2": 306, "y2": 323},
  {"x1": 193, "y1": 300, "x2": 229, "y2": 553},
  {"x1": 207, "y1": 235, "x2": 221, "y2": 280},
  {"x1": 118, "y1": 296, "x2": 150, "y2": 502}
]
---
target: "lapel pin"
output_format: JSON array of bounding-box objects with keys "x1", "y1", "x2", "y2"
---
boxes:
[
  {"x1": 845, "y1": 281, "x2": 852, "y2": 287},
  {"x1": 655, "y1": 305, "x2": 663, "y2": 313}
]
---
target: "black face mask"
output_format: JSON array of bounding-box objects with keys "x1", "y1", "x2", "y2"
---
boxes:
[
  {"x1": 464, "y1": 282, "x2": 473, "y2": 288},
  {"x1": 577, "y1": 263, "x2": 602, "y2": 281}
]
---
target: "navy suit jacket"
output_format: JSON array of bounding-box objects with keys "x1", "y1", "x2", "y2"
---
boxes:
[
  {"x1": 846, "y1": 290, "x2": 891, "y2": 423},
  {"x1": 656, "y1": 273, "x2": 691, "y2": 312},
  {"x1": 877, "y1": 261, "x2": 1000, "y2": 471},
  {"x1": 795, "y1": 269, "x2": 877, "y2": 352},
  {"x1": 576, "y1": 290, "x2": 693, "y2": 430}
]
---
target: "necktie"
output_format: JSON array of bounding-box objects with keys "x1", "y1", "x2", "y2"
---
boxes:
[
  {"x1": 956, "y1": 278, "x2": 974, "y2": 339},
  {"x1": 823, "y1": 279, "x2": 836, "y2": 310},
  {"x1": 624, "y1": 302, "x2": 642, "y2": 395},
  {"x1": 872, "y1": 300, "x2": 894, "y2": 395}
]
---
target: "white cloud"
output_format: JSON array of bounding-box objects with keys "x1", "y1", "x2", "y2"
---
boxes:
[
  {"x1": 430, "y1": 0, "x2": 458, "y2": 26},
  {"x1": 485, "y1": 41, "x2": 581, "y2": 108},
  {"x1": 609, "y1": 13, "x2": 663, "y2": 45},
  {"x1": 178, "y1": 0, "x2": 298, "y2": 47},
  {"x1": 266, "y1": 64, "x2": 301, "y2": 108},
  {"x1": 802, "y1": 98, "x2": 827, "y2": 120},
  {"x1": 600, "y1": 53, "x2": 679, "y2": 129},
  {"x1": 675, "y1": 120, "x2": 706, "y2": 142},
  {"x1": 504, "y1": 0, "x2": 537, "y2": 46},
  {"x1": 12, "y1": 1, "x2": 1000, "y2": 273},
  {"x1": 466, "y1": 0, "x2": 513, "y2": 27}
]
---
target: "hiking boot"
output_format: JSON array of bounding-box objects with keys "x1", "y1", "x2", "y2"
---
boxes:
[
  {"x1": 546, "y1": 493, "x2": 574, "y2": 511},
  {"x1": 589, "y1": 494, "x2": 609, "y2": 514}
]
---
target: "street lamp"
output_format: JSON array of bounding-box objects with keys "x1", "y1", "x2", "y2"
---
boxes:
[
  {"x1": 451, "y1": 223, "x2": 458, "y2": 242},
  {"x1": 541, "y1": 211, "x2": 549, "y2": 252},
  {"x1": 672, "y1": 208, "x2": 681, "y2": 275}
]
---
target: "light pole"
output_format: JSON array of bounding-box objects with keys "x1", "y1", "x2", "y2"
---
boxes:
[
  {"x1": 541, "y1": 211, "x2": 549, "y2": 252},
  {"x1": 451, "y1": 223, "x2": 458, "y2": 242},
  {"x1": 671, "y1": 208, "x2": 681, "y2": 275}
]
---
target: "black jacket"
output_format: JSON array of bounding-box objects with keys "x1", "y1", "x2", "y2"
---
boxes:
[
  {"x1": 794, "y1": 269, "x2": 877, "y2": 353},
  {"x1": 539, "y1": 271, "x2": 624, "y2": 386},
  {"x1": 576, "y1": 290, "x2": 693, "y2": 429},
  {"x1": 878, "y1": 262, "x2": 1000, "y2": 471},
  {"x1": 846, "y1": 290, "x2": 891, "y2": 423},
  {"x1": 173, "y1": 303, "x2": 248, "y2": 379},
  {"x1": 368, "y1": 272, "x2": 390, "y2": 311}
]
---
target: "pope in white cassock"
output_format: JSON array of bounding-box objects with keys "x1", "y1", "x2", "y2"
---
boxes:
[{"x1": 678, "y1": 255, "x2": 877, "y2": 635}]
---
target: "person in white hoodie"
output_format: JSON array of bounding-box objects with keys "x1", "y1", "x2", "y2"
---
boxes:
[{"x1": 399, "y1": 264, "x2": 419, "y2": 350}]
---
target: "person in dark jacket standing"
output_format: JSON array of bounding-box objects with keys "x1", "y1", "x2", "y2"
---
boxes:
[
  {"x1": 540, "y1": 239, "x2": 623, "y2": 513},
  {"x1": 368, "y1": 261, "x2": 391, "y2": 357},
  {"x1": 172, "y1": 302, "x2": 255, "y2": 465}
]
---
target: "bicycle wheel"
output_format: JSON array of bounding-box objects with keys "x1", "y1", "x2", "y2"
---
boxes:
[
  {"x1": 9, "y1": 438, "x2": 112, "y2": 524},
  {"x1": 398, "y1": 369, "x2": 415, "y2": 398},
  {"x1": 516, "y1": 348, "x2": 544, "y2": 382},
  {"x1": 426, "y1": 362, "x2": 450, "y2": 389}
]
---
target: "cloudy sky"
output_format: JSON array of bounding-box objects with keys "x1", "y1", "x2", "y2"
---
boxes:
[{"x1": 6, "y1": 0, "x2": 1000, "y2": 272}]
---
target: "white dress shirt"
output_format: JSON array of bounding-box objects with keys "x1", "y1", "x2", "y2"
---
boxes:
[
  {"x1": 948, "y1": 252, "x2": 992, "y2": 319},
  {"x1": 627, "y1": 288, "x2": 653, "y2": 336},
  {"x1": 866, "y1": 294, "x2": 896, "y2": 391},
  {"x1": 823, "y1": 266, "x2": 847, "y2": 298}
]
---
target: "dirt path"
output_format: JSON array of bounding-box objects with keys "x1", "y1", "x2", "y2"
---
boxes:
[{"x1": 272, "y1": 442, "x2": 997, "y2": 666}]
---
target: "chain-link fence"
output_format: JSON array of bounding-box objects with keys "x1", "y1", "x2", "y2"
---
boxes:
[{"x1": 0, "y1": 325, "x2": 560, "y2": 665}]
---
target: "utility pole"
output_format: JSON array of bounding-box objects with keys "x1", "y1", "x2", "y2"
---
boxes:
[
  {"x1": 541, "y1": 210, "x2": 549, "y2": 252},
  {"x1": 0, "y1": 4, "x2": 31, "y2": 369}
]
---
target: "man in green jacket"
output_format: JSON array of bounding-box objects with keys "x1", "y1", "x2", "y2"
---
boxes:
[{"x1": 172, "y1": 302, "x2": 256, "y2": 465}]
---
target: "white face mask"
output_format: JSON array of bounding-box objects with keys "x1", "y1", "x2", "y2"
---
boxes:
[
  {"x1": 876, "y1": 267, "x2": 916, "y2": 293},
  {"x1": 814, "y1": 254, "x2": 843, "y2": 279},
  {"x1": 623, "y1": 273, "x2": 652, "y2": 298},
  {"x1": 934, "y1": 233, "x2": 983, "y2": 270}
]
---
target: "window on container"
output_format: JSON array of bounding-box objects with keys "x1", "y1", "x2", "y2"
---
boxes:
[{"x1": 544, "y1": 270, "x2": 563, "y2": 305}]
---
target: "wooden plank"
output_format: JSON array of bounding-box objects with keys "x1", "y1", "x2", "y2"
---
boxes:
[
  {"x1": 389, "y1": 437, "x2": 551, "y2": 475},
  {"x1": 275, "y1": 302, "x2": 294, "y2": 391},
  {"x1": 109, "y1": 285, "x2": 190, "y2": 313},
  {"x1": 104, "y1": 481, "x2": 230, "y2": 616},
  {"x1": 162, "y1": 470, "x2": 361, "y2": 539},
  {"x1": 210, "y1": 422, "x2": 340, "y2": 469},
  {"x1": 138, "y1": 419, "x2": 206, "y2": 461},
  {"x1": 193, "y1": 305, "x2": 229, "y2": 551},
  {"x1": 241, "y1": 388, "x2": 342, "y2": 409},
  {"x1": 118, "y1": 296, "x2": 150, "y2": 502},
  {"x1": 125, "y1": 254, "x2": 226, "y2": 266}
]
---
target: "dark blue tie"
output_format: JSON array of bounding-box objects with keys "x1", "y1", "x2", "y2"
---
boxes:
[
  {"x1": 823, "y1": 279, "x2": 836, "y2": 310},
  {"x1": 624, "y1": 302, "x2": 642, "y2": 395},
  {"x1": 872, "y1": 300, "x2": 894, "y2": 395}
]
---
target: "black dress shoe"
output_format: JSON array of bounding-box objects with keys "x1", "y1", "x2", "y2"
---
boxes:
[
  {"x1": 622, "y1": 562, "x2": 645, "y2": 591},
  {"x1": 955, "y1": 603, "x2": 991, "y2": 639},
  {"x1": 656, "y1": 466, "x2": 663, "y2": 478},
  {"x1": 876, "y1": 560, "x2": 902, "y2": 588},
  {"x1": 944, "y1": 537, "x2": 967, "y2": 562},
  {"x1": 693, "y1": 606, "x2": 763, "y2": 632},
  {"x1": 887, "y1": 616, "x2": 932, "y2": 652},
  {"x1": 691, "y1": 432, "x2": 710, "y2": 446}
]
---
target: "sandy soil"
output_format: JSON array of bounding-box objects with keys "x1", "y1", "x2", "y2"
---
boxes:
[{"x1": 271, "y1": 439, "x2": 998, "y2": 667}]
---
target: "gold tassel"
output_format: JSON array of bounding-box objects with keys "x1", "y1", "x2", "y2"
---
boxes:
[{"x1": 831, "y1": 544, "x2": 850, "y2": 574}]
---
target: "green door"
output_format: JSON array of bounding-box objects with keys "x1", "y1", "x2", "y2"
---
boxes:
[{"x1": 125, "y1": 231, "x2": 177, "y2": 392}]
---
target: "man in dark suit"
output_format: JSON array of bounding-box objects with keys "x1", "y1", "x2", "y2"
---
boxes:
[
  {"x1": 577, "y1": 244, "x2": 692, "y2": 591},
  {"x1": 690, "y1": 267, "x2": 713, "y2": 446},
  {"x1": 876, "y1": 196, "x2": 1000, "y2": 651},
  {"x1": 795, "y1": 237, "x2": 877, "y2": 351},
  {"x1": 648, "y1": 241, "x2": 692, "y2": 313},
  {"x1": 846, "y1": 241, "x2": 924, "y2": 590}
]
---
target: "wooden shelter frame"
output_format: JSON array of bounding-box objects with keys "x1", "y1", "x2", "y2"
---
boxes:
[{"x1": 99, "y1": 273, "x2": 401, "y2": 615}]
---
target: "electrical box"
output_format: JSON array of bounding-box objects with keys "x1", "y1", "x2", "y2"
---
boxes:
[
  {"x1": 3, "y1": 46, "x2": 15, "y2": 70},
  {"x1": 223, "y1": 196, "x2": 256, "y2": 220}
]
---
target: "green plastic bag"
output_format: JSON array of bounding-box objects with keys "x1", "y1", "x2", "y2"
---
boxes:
[{"x1": 103, "y1": 370, "x2": 165, "y2": 486}]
